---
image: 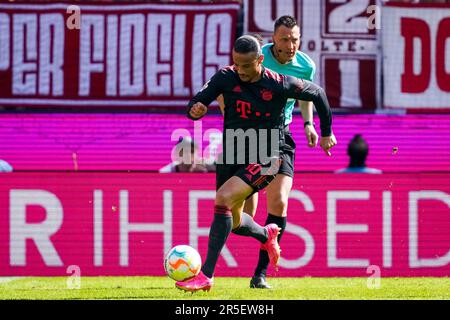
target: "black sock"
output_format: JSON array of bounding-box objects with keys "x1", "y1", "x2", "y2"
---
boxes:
[
  {"x1": 253, "y1": 213, "x2": 287, "y2": 278},
  {"x1": 201, "y1": 205, "x2": 233, "y2": 278},
  {"x1": 231, "y1": 212, "x2": 268, "y2": 243}
]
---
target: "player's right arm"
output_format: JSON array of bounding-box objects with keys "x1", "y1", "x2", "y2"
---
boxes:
[
  {"x1": 283, "y1": 75, "x2": 337, "y2": 156},
  {"x1": 189, "y1": 102, "x2": 208, "y2": 120},
  {"x1": 283, "y1": 76, "x2": 333, "y2": 137},
  {"x1": 187, "y1": 69, "x2": 228, "y2": 120}
]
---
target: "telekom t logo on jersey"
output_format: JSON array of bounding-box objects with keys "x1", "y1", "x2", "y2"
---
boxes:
[{"x1": 236, "y1": 100, "x2": 251, "y2": 119}]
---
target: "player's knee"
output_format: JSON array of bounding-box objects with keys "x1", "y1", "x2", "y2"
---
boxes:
[
  {"x1": 215, "y1": 189, "x2": 235, "y2": 208},
  {"x1": 268, "y1": 196, "x2": 288, "y2": 216}
]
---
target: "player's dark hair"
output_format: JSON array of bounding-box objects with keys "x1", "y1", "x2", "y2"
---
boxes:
[
  {"x1": 251, "y1": 33, "x2": 264, "y2": 46},
  {"x1": 233, "y1": 35, "x2": 262, "y2": 58},
  {"x1": 348, "y1": 134, "x2": 368, "y2": 167},
  {"x1": 274, "y1": 15, "x2": 298, "y2": 32}
]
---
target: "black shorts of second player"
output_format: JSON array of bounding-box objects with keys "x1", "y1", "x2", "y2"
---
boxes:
[
  {"x1": 278, "y1": 129, "x2": 296, "y2": 178},
  {"x1": 216, "y1": 159, "x2": 283, "y2": 198}
]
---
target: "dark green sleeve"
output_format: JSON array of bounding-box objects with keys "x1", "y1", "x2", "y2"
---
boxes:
[
  {"x1": 187, "y1": 70, "x2": 227, "y2": 120},
  {"x1": 283, "y1": 75, "x2": 333, "y2": 137}
]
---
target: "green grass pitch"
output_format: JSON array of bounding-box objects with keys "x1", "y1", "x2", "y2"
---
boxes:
[{"x1": 1, "y1": 277, "x2": 449, "y2": 300}]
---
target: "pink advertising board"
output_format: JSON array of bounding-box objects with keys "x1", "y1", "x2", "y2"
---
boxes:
[
  {"x1": 1, "y1": 113, "x2": 450, "y2": 173},
  {"x1": 0, "y1": 173, "x2": 449, "y2": 277}
]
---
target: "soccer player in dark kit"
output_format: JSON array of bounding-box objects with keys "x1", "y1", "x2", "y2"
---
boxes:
[{"x1": 175, "y1": 35, "x2": 334, "y2": 292}]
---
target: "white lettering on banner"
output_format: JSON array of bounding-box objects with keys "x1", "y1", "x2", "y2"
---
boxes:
[
  {"x1": 0, "y1": 13, "x2": 10, "y2": 71},
  {"x1": 9, "y1": 190, "x2": 63, "y2": 266},
  {"x1": 119, "y1": 190, "x2": 173, "y2": 266},
  {"x1": 120, "y1": 14, "x2": 145, "y2": 96},
  {"x1": 10, "y1": 13, "x2": 64, "y2": 96},
  {"x1": 252, "y1": 0, "x2": 295, "y2": 32},
  {"x1": 279, "y1": 190, "x2": 315, "y2": 269},
  {"x1": 189, "y1": 13, "x2": 233, "y2": 93},
  {"x1": 328, "y1": 0, "x2": 371, "y2": 34},
  {"x1": 409, "y1": 191, "x2": 450, "y2": 268},
  {"x1": 173, "y1": 14, "x2": 189, "y2": 97},
  {"x1": 94, "y1": 190, "x2": 103, "y2": 266},
  {"x1": 191, "y1": 14, "x2": 206, "y2": 94},
  {"x1": 4, "y1": 187, "x2": 449, "y2": 271},
  {"x1": 76, "y1": 12, "x2": 234, "y2": 97},
  {"x1": 205, "y1": 14, "x2": 233, "y2": 83},
  {"x1": 147, "y1": 14, "x2": 172, "y2": 96},
  {"x1": 339, "y1": 59, "x2": 362, "y2": 108},
  {"x1": 79, "y1": 14, "x2": 104, "y2": 96},
  {"x1": 383, "y1": 191, "x2": 392, "y2": 268},
  {"x1": 13, "y1": 14, "x2": 38, "y2": 95},
  {"x1": 0, "y1": 9, "x2": 236, "y2": 103},
  {"x1": 327, "y1": 191, "x2": 370, "y2": 268},
  {"x1": 39, "y1": 14, "x2": 64, "y2": 96},
  {"x1": 106, "y1": 15, "x2": 118, "y2": 96},
  {"x1": 189, "y1": 191, "x2": 238, "y2": 267}
]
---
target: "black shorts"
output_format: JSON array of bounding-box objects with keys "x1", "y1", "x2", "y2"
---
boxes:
[
  {"x1": 278, "y1": 129, "x2": 296, "y2": 178},
  {"x1": 216, "y1": 158, "x2": 282, "y2": 196},
  {"x1": 215, "y1": 127, "x2": 295, "y2": 195}
]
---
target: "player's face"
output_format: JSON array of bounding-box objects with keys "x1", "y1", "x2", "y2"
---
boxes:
[
  {"x1": 272, "y1": 25, "x2": 300, "y2": 64},
  {"x1": 232, "y1": 50, "x2": 263, "y2": 83}
]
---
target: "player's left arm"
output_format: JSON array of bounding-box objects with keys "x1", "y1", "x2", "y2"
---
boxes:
[
  {"x1": 284, "y1": 76, "x2": 337, "y2": 156},
  {"x1": 299, "y1": 100, "x2": 318, "y2": 148},
  {"x1": 298, "y1": 58, "x2": 318, "y2": 148}
]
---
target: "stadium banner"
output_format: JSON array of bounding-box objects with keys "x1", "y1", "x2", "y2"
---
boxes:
[
  {"x1": 1, "y1": 172, "x2": 449, "y2": 277},
  {"x1": 244, "y1": 0, "x2": 381, "y2": 110},
  {"x1": 382, "y1": 3, "x2": 450, "y2": 109},
  {"x1": 0, "y1": 2, "x2": 239, "y2": 109}
]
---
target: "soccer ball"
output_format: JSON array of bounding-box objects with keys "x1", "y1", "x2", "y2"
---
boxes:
[{"x1": 164, "y1": 245, "x2": 202, "y2": 281}]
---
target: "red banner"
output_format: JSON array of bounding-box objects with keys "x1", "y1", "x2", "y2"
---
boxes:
[
  {"x1": 0, "y1": 2, "x2": 239, "y2": 109},
  {"x1": 1, "y1": 173, "x2": 449, "y2": 277},
  {"x1": 382, "y1": 3, "x2": 450, "y2": 110},
  {"x1": 244, "y1": 0, "x2": 380, "y2": 110}
]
